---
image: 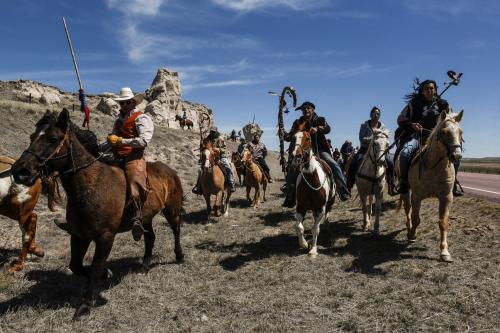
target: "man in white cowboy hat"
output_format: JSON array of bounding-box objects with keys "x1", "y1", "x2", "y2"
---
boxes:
[{"x1": 107, "y1": 87, "x2": 154, "y2": 241}]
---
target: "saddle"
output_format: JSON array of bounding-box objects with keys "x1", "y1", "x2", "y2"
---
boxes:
[
  {"x1": 0, "y1": 156, "x2": 15, "y2": 176},
  {"x1": 317, "y1": 158, "x2": 335, "y2": 184}
]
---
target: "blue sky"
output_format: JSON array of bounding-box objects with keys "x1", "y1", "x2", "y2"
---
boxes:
[{"x1": 1, "y1": 0, "x2": 500, "y2": 157}]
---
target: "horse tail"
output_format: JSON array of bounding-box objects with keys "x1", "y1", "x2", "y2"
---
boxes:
[{"x1": 396, "y1": 196, "x2": 403, "y2": 212}]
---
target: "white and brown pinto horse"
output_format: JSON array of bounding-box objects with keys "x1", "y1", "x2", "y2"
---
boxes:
[
  {"x1": 355, "y1": 128, "x2": 390, "y2": 233},
  {"x1": 292, "y1": 130, "x2": 335, "y2": 256},
  {"x1": 199, "y1": 140, "x2": 234, "y2": 221},
  {"x1": 0, "y1": 156, "x2": 45, "y2": 272},
  {"x1": 396, "y1": 110, "x2": 464, "y2": 262}
]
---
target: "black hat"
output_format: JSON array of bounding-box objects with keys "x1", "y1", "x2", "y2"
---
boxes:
[{"x1": 295, "y1": 101, "x2": 315, "y2": 111}]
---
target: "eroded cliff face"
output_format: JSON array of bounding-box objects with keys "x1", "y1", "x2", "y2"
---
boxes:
[{"x1": 0, "y1": 67, "x2": 215, "y2": 132}]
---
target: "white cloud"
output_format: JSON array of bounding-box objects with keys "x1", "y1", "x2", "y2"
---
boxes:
[
  {"x1": 106, "y1": 0, "x2": 166, "y2": 16},
  {"x1": 212, "y1": 0, "x2": 328, "y2": 11},
  {"x1": 184, "y1": 78, "x2": 262, "y2": 91}
]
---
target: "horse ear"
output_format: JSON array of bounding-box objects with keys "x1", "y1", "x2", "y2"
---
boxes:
[
  {"x1": 56, "y1": 108, "x2": 70, "y2": 130},
  {"x1": 454, "y1": 110, "x2": 464, "y2": 122},
  {"x1": 440, "y1": 110, "x2": 447, "y2": 122}
]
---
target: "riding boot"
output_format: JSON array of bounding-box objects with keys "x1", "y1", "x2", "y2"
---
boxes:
[
  {"x1": 131, "y1": 201, "x2": 146, "y2": 242},
  {"x1": 265, "y1": 170, "x2": 273, "y2": 183},
  {"x1": 387, "y1": 178, "x2": 397, "y2": 196},
  {"x1": 337, "y1": 184, "x2": 351, "y2": 201},
  {"x1": 397, "y1": 180, "x2": 409, "y2": 194},
  {"x1": 53, "y1": 218, "x2": 71, "y2": 233},
  {"x1": 453, "y1": 179, "x2": 464, "y2": 197},
  {"x1": 282, "y1": 187, "x2": 296, "y2": 208},
  {"x1": 191, "y1": 171, "x2": 203, "y2": 195}
]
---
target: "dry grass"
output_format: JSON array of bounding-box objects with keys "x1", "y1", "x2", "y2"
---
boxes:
[{"x1": 0, "y1": 104, "x2": 499, "y2": 332}]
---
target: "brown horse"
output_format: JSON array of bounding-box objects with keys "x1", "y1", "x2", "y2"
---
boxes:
[
  {"x1": 395, "y1": 110, "x2": 464, "y2": 262},
  {"x1": 231, "y1": 151, "x2": 245, "y2": 186},
  {"x1": 241, "y1": 148, "x2": 267, "y2": 207},
  {"x1": 292, "y1": 130, "x2": 335, "y2": 256},
  {"x1": 199, "y1": 140, "x2": 234, "y2": 221},
  {"x1": 175, "y1": 115, "x2": 194, "y2": 130},
  {"x1": 12, "y1": 109, "x2": 184, "y2": 319},
  {"x1": 1, "y1": 156, "x2": 46, "y2": 272}
]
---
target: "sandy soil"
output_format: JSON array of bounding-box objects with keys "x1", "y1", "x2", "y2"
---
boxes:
[{"x1": 0, "y1": 104, "x2": 499, "y2": 332}]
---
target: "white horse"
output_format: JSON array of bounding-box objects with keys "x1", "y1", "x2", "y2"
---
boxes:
[
  {"x1": 355, "y1": 128, "x2": 390, "y2": 233},
  {"x1": 292, "y1": 129, "x2": 335, "y2": 256}
]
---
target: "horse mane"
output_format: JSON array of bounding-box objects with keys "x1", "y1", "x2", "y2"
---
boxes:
[
  {"x1": 424, "y1": 110, "x2": 455, "y2": 146},
  {"x1": 34, "y1": 110, "x2": 100, "y2": 157}
]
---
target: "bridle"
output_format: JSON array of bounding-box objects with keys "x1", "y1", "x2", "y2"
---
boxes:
[
  {"x1": 293, "y1": 131, "x2": 328, "y2": 192},
  {"x1": 24, "y1": 127, "x2": 105, "y2": 177}
]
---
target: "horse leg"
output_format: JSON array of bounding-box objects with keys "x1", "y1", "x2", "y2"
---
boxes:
[
  {"x1": 262, "y1": 179, "x2": 267, "y2": 202},
  {"x1": 213, "y1": 191, "x2": 222, "y2": 217},
  {"x1": 309, "y1": 209, "x2": 325, "y2": 257},
  {"x1": 438, "y1": 196, "x2": 453, "y2": 262},
  {"x1": 164, "y1": 209, "x2": 184, "y2": 263},
  {"x1": 402, "y1": 193, "x2": 412, "y2": 240},
  {"x1": 295, "y1": 210, "x2": 308, "y2": 250},
  {"x1": 223, "y1": 189, "x2": 230, "y2": 217},
  {"x1": 27, "y1": 212, "x2": 45, "y2": 257},
  {"x1": 360, "y1": 193, "x2": 370, "y2": 231},
  {"x1": 253, "y1": 186, "x2": 260, "y2": 208},
  {"x1": 203, "y1": 193, "x2": 212, "y2": 223},
  {"x1": 374, "y1": 191, "x2": 383, "y2": 234},
  {"x1": 142, "y1": 219, "x2": 155, "y2": 271},
  {"x1": 69, "y1": 235, "x2": 92, "y2": 277},
  {"x1": 408, "y1": 195, "x2": 421, "y2": 242},
  {"x1": 74, "y1": 231, "x2": 114, "y2": 320},
  {"x1": 246, "y1": 185, "x2": 251, "y2": 202},
  {"x1": 9, "y1": 212, "x2": 41, "y2": 272}
]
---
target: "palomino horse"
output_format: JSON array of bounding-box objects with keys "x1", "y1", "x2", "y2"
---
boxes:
[
  {"x1": 199, "y1": 140, "x2": 235, "y2": 221},
  {"x1": 355, "y1": 128, "x2": 390, "y2": 233},
  {"x1": 231, "y1": 151, "x2": 245, "y2": 186},
  {"x1": 396, "y1": 110, "x2": 464, "y2": 262},
  {"x1": 174, "y1": 115, "x2": 194, "y2": 130},
  {"x1": 241, "y1": 148, "x2": 267, "y2": 207},
  {"x1": 12, "y1": 109, "x2": 184, "y2": 318},
  {"x1": 1, "y1": 156, "x2": 46, "y2": 272},
  {"x1": 292, "y1": 130, "x2": 335, "y2": 256}
]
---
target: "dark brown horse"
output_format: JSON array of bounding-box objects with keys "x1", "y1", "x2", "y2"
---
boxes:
[
  {"x1": 231, "y1": 151, "x2": 245, "y2": 186},
  {"x1": 175, "y1": 115, "x2": 194, "y2": 130},
  {"x1": 12, "y1": 109, "x2": 184, "y2": 319}
]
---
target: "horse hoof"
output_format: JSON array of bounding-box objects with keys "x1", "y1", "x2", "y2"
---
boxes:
[
  {"x1": 176, "y1": 253, "x2": 185, "y2": 264},
  {"x1": 73, "y1": 303, "x2": 91, "y2": 320},
  {"x1": 308, "y1": 249, "x2": 318, "y2": 257},
  {"x1": 8, "y1": 262, "x2": 23, "y2": 273},
  {"x1": 408, "y1": 238, "x2": 417, "y2": 243},
  {"x1": 223, "y1": 211, "x2": 228, "y2": 217},
  {"x1": 299, "y1": 242, "x2": 309, "y2": 250},
  {"x1": 440, "y1": 254, "x2": 453, "y2": 263},
  {"x1": 30, "y1": 248, "x2": 45, "y2": 257}
]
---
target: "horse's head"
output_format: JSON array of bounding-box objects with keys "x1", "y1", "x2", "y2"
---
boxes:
[
  {"x1": 13, "y1": 109, "x2": 72, "y2": 186},
  {"x1": 241, "y1": 148, "x2": 253, "y2": 165},
  {"x1": 200, "y1": 140, "x2": 218, "y2": 171},
  {"x1": 369, "y1": 128, "x2": 390, "y2": 165},
  {"x1": 432, "y1": 110, "x2": 464, "y2": 162},
  {"x1": 292, "y1": 130, "x2": 312, "y2": 160},
  {"x1": 175, "y1": 115, "x2": 181, "y2": 121}
]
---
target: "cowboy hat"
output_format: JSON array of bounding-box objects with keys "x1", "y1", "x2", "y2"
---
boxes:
[{"x1": 113, "y1": 87, "x2": 144, "y2": 104}]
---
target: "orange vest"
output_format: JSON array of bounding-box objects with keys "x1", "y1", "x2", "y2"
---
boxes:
[{"x1": 115, "y1": 111, "x2": 143, "y2": 156}]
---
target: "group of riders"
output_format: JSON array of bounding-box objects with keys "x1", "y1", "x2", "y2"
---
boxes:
[{"x1": 101, "y1": 78, "x2": 464, "y2": 241}]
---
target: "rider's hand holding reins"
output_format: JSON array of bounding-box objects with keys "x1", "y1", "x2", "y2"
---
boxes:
[
  {"x1": 107, "y1": 134, "x2": 123, "y2": 146},
  {"x1": 410, "y1": 123, "x2": 423, "y2": 132}
]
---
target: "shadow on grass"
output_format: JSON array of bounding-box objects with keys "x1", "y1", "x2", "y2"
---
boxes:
[
  {"x1": 0, "y1": 256, "x2": 156, "y2": 316},
  {"x1": 196, "y1": 234, "x2": 301, "y2": 271},
  {"x1": 182, "y1": 209, "x2": 207, "y2": 224},
  {"x1": 0, "y1": 248, "x2": 19, "y2": 267},
  {"x1": 196, "y1": 217, "x2": 428, "y2": 274},
  {"x1": 256, "y1": 210, "x2": 294, "y2": 227},
  {"x1": 230, "y1": 198, "x2": 251, "y2": 208}
]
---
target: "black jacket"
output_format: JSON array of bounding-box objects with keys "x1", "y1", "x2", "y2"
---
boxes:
[{"x1": 285, "y1": 113, "x2": 331, "y2": 155}]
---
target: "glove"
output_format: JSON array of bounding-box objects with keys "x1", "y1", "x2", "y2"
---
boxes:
[{"x1": 107, "y1": 134, "x2": 123, "y2": 146}]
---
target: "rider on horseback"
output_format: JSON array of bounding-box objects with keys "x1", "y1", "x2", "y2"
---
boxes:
[
  {"x1": 347, "y1": 106, "x2": 397, "y2": 195},
  {"x1": 106, "y1": 87, "x2": 154, "y2": 241},
  {"x1": 247, "y1": 134, "x2": 273, "y2": 183},
  {"x1": 282, "y1": 101, "x2": 351, "y2": 208},
  {"x1": 396, "y1": 80, "x2": 463, "y2": 196},
  {"x1": 192, "y1": 127, "x2": 236, "y2": 194}
]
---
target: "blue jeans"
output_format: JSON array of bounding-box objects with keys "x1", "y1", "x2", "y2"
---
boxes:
[
  {"x1": 219, "y1": 157, "x2": 234, "y2": 186},
  {"x1": 319, "y1": 151, "x2": 348, "y2": 189}
]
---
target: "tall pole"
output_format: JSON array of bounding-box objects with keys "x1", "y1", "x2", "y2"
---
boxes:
[{"x1": 62, "y1": 17, "x2": 83, "y2": 90}]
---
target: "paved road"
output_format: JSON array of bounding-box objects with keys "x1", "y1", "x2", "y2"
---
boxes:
[{"x1": 458, "y1": 172, "x2": 500, "y2": 203}]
